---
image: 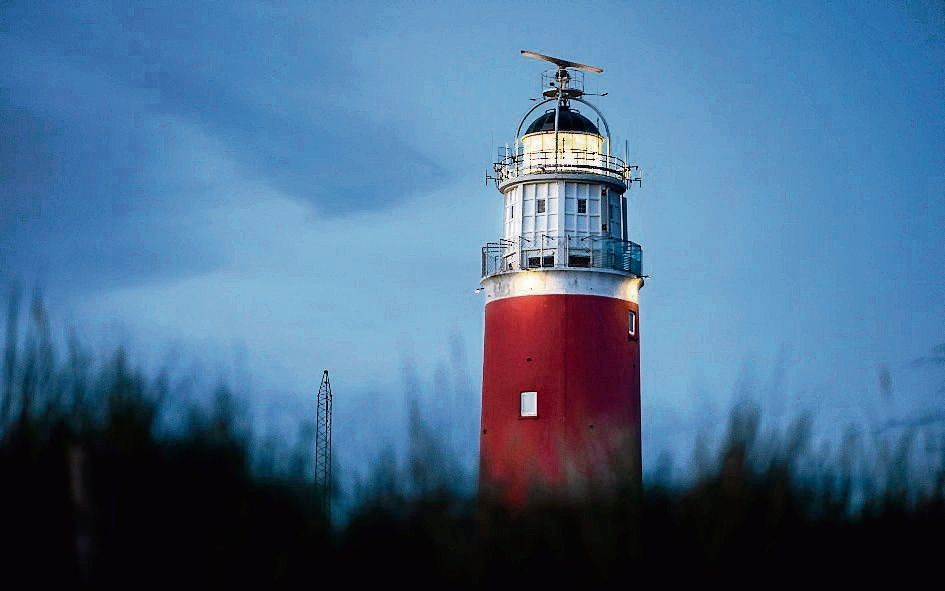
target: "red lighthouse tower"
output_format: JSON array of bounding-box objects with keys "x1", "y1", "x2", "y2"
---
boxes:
[{"x1": 479, "y1": 51, "x2": 643, "y2": 504}]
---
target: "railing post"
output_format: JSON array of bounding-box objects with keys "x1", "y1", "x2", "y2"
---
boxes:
[{"x1": 519, "y1": 236, "x2": 525, "y2": 270}]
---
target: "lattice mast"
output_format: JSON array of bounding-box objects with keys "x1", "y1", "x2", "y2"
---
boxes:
[{"x1": 314, "y1": 369, "x2": 333, "y2": 517}]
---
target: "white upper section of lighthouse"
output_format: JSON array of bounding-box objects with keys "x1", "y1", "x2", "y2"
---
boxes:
[{"x1": 481, "y1": 51, "x2": 643, "y2": 284}]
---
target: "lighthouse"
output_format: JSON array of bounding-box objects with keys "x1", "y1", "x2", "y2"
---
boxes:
[{"x1": 479, "y1": 51, "x2": 643, "y2": 504}]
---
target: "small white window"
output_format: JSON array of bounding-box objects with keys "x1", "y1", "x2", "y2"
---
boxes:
[
  {"x1": 628, "y1": 310, "x2": 637, "y2": 337},
  {"x1": 537, "y1": 199, "x2": 546, "y2": 214},
  {"x1": 520, "y1": 391, "x2": 538, "y2": 417}
]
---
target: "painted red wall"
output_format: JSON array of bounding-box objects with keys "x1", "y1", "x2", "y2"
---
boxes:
[{"x1": 479, "y1": 293, "x2": 641, "y2": 505}]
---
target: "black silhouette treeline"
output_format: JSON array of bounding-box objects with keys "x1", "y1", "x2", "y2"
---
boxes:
[{"x1": 1, "y1": 293, "x2": 942, "y2": 586}]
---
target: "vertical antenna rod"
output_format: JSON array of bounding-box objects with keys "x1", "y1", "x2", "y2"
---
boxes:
[{"x1": 314, "y1": 369, "x2": 333, "y2": 519}]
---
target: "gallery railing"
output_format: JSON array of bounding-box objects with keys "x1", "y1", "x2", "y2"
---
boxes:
[
  {"x1": 482, "y1": 235, "x2": 643, "y2": 278},
  {"x1": 493, "y1": 149, "x2": 631, "y2": 185}
]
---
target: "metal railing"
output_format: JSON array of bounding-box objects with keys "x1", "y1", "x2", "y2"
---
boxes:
[
  {"x1": 493, "y1": 149, "x2": 631, "y2": 184},
  {"x1": 482, "y1": 235, "x2": 643, "y2": 278}
]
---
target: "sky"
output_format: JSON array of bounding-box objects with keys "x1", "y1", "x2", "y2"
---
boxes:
[{"x1": 2, "y1": 1, "x2": 943, "y2": 481}]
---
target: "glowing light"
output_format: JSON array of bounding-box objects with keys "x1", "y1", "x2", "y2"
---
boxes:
[
  {"x1": 520, "y1": 131, "x2": 607, "y2": 174},
  {"x1": 521, "y1": 131, "x2": 603, "y2": 155},
  {"x1": 518, "y1": 270, "x2": 542, "y2": 292}
]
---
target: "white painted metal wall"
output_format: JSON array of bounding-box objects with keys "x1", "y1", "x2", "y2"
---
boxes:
[
  {"x1": 502, "y1": 180, "x2": 626, "y2": 243},
  {"x1": 482, "y1": 267, "x2": 642, "y2": 303}
]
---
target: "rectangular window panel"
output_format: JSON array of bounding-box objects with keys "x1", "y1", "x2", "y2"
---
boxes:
[
  {"x1": 520, "y1": 391, "x2": 538, "y2": 417},
  {"x1": 568, "y1": 255, "x2": 591, "y2": 267},
  {"x1": 577, "y1": 199, "x2": 587, "y2": 214},
  {"x1": 628, "y1": 310, "x2": 637, "y2": 337},
  {"x1": 537, "y1": 199, "x2": 546, "y2": 214}
]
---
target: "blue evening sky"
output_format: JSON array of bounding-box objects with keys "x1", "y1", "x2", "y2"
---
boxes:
[{"x1": 2, "y1": 1, "x2": 943, "y2": 479}]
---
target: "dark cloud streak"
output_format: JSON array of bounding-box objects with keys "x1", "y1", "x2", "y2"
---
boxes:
[{"x1": 0, "y1": 2, "x2": 446, "y2": 294}]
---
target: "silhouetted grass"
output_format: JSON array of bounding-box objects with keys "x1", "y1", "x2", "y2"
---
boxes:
[{"x1": 1, "y1": 293, "x2": 942, "y2": 585}]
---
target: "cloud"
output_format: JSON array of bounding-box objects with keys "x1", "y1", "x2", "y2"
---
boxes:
[
  {"x1": 0, "y1": 45, "x2": 224, "y2": 290},
  {"x1": 0, "y1": 2, "x2": 446, "y2": 294}
]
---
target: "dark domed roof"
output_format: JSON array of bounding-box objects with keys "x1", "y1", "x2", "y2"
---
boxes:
[{"x1": 525, "y1": 108, "x2": 600, "y2": 135}]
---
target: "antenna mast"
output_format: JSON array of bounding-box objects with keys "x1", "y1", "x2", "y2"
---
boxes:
[{"x1": 314, "y1": 370, "x2": 333, "y2": 519}]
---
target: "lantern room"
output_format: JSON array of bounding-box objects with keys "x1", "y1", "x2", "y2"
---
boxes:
[{"x1": 520, "y1": 108, "x2": 604, "y2": 155}]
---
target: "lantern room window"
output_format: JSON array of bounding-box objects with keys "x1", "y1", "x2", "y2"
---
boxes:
[
  {"x1": 537, "y1": 199, "x2": 546, "y2": 214},
  {"x1": 520, "y1": 391, "x2": 538, "y2": 417},
  {"x1": 577, "y1": 198, "x2": 587, "y2": 214}
]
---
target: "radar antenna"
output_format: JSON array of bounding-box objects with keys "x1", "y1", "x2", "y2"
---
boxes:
[
  {"x1": 520, "y1": 50, "x2": 604, "y2": 74},
  {"x1": 522, "y1": 50, "x2": 604, "y2": 100}
]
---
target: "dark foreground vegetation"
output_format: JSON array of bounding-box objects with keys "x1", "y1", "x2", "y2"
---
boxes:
[{"x1": 1, "y1": 295, "x2": 942, "y2": 586}]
